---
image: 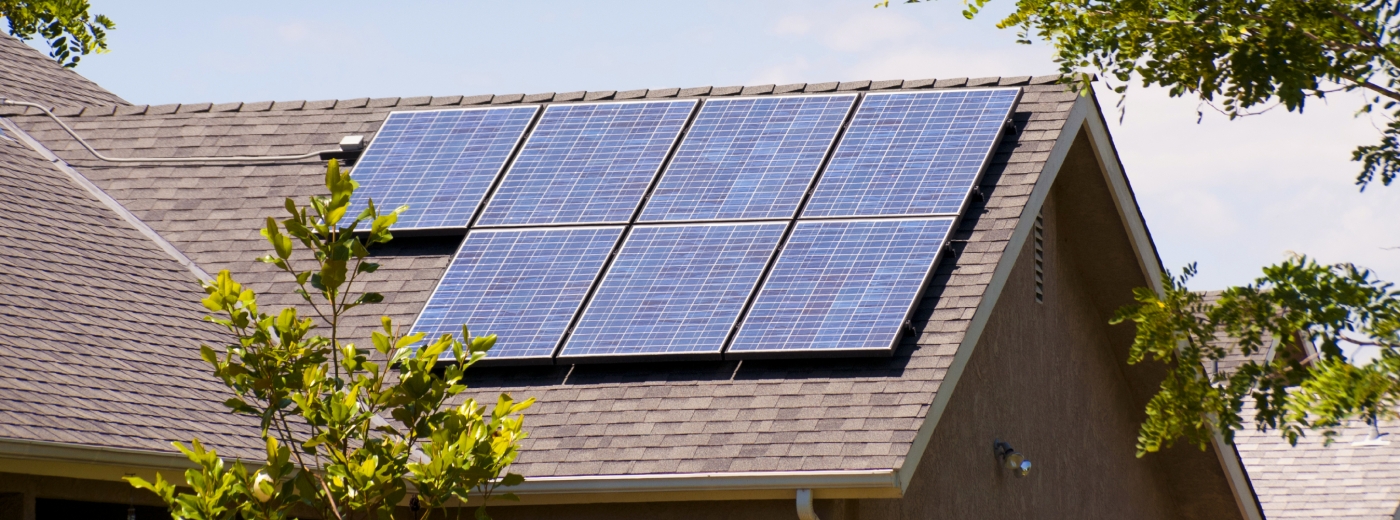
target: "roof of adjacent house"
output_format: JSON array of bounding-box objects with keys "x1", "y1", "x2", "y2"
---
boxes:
[
  {"x1": 0, "y1": 35, "x2": 265, "y2": 460},
  {"x1": 0, "y1": 35, "x2": 127, "y2": 108},
  {"x1": 1236, "y1": 418, "x2": 1400, "y2": 519},
  {"x1": 0, "y1": 74, "x2": 1078, "y2": 478}
]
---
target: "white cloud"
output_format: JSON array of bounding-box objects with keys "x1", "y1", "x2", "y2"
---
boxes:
[{"x1": 771, "y1": 14, "x2": 812, "y2": 36}]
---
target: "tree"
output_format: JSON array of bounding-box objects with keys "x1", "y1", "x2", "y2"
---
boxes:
[
  {"x1": 880, "y1": 0, "x2": 1400, "y2": 454},
  {"x1": 126, "y1": 160, "x2": 534, "y2": 520},
  {"x1": 0, "y1": 0, "x2": 113, "y2": 67}
]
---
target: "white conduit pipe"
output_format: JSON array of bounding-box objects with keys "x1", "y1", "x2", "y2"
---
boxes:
[
  {"x1": 796, "y1": 489, "x2": 820, "y2": 520},
  {"x1": 0, "y1": 98, "x2": 344, "y2": 163}
]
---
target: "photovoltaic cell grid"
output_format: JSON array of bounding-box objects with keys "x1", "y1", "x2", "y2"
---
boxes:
[
  {"x1": 638, "y1": 94, "x2": 855, "y2": 222},
  {"x1": 560, "y1": 222, "x2": 787, "y2": 358},
  {"x1": 803, "y1": 89, "x2": 1018, "y2": 218},
  {"x1": 348, "y1": 106, "x2": 538, "y2": 230},
  {"x1": 477, "y1": 100, "x2": 697, "y2": 226},
  {"x1": 728, "y1": 218, "x2": 953, "y2": 354},
  {"x1": 411, "y1": 227, "x2": 623, "y2": 360}
]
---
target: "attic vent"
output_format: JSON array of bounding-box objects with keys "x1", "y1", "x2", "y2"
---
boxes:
[{"x1": 1034, "y1": 212, "x2": 1045, "y2": 303}]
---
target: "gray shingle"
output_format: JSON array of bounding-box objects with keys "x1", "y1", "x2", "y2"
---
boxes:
[
  {"x1": 524, "y1": 92, "x2": 555, "y2": 103},
  {"x1": 491, "y1": 94, "x2": 525, "y2": 104},
  {"x1": 837, "y1": 80, "x2": 871, "y2": 91},
  {"x1": 679, "y1": 86, "x2": 711, "y2": 97},
  {"x1": 774, "y1": 83, "x2": 805, "y2": 94},
  {"x1": 804, "y1": 81, "x2": 838, "y2": 93},
  {"x1": 616, "y1": 89, "x2": 647, "y2": 100}
]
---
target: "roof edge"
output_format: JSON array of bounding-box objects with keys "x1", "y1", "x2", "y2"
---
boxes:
[
  {"x1": 0, "y1": 436, "x2": 901, "y2": 503},
  {"x1": 0, "y1": 115, "x2": 212, "y2": 282},
  {"x1": 0, "y1": 75, "x2": 1070, "y2": 118}
]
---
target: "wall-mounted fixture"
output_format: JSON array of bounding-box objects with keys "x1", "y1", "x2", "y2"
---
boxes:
[{"x1": 994, "y1": 439, "x2": 1032, "y2": 477}]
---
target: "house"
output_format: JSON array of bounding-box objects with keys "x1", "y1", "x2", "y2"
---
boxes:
[{"x1": 0, "y1": 32, "x2": 1262, "y2": 519}]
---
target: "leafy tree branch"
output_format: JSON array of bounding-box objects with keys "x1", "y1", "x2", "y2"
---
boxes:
[
  {"x1": 1111, "y1": 258, "x2": 1400, "y2": 454},
  {"x1": 0, "y1": 0, "x2": 113, "y2": 67},
  {"x1": 881, "y1": 0, "x2": 1400, "y2": 187},
  {"x1": 128, "y1": 160, "x2": 534, "y2": 520}
]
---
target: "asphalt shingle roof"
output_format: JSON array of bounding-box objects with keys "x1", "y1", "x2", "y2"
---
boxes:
[
  {"x1": 1237, "y1": 417, "x2": 1400, "y2": 519},
  {"x1": 0, "y1": 63, "x2": 1078, "y2": 476},
  {"x1": 0, "y1": 33, "x2": 271, "y2": 460},
  {"x1": 0, "y1": 34, "x2": 127, "y2": 108}
]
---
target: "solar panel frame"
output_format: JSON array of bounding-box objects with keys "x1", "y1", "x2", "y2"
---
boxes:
[
  {"x1": 801, "y1": 88, "x2": 1021, "y2": 220},
  {"x1": 409, "y1": 225, "x2": 625, "y2": 365},
  {"x1": 558, "y1": 220, "x2": 788, "y2": 362},
  {"x1": 347, "y1": 105, "x2": 540, "y2": 232},
  {"x1": 475, "y1": 99, "x2": 699, "y2": 227},
  {"x1": 725, "y1": 217, "x2": 955, "y2": 359},
  {"x1": 637, "y1": 93, "x2": 857, "y2": 223}
]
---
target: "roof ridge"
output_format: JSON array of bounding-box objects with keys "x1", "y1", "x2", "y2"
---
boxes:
[{"x1": 0, "y1": 75, "x2": 1067, "y2": 118}]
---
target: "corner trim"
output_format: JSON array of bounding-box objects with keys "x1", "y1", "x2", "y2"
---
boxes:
[{"x1": 0, "y1": 116, "x2": 211, "y2": 282}]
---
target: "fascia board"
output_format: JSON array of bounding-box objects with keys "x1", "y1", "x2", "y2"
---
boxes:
[
  {"x1": 892, "y1": 96, "x2": 1094, "y2": 492},
  {"x1": 0, "y1": 436, "x2": 900, "y2": 502}
]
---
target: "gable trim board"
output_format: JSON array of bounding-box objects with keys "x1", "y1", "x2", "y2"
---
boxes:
[
  {"x1": 0, "y1": 115, "x2": 211, "y2": 282},
  {"x1": 0, "y1": 91, "x2": 1260, "y2": 518}
]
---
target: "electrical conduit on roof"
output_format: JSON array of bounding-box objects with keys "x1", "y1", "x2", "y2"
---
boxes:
[{"x1": 0, "y1": 98, "x2": 348, "y2": 163}]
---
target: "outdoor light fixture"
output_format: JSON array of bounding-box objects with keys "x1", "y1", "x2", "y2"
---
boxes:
[{"x1": 994, "y1": 439, "x2": 1032, "y2": 477}]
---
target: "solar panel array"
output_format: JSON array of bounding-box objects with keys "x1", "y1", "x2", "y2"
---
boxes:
[
  {"x1": 478, "y1": 100, "x2": 697, "y2": 226},
  {"x1": 351, "y1": 88, "x2": 1019, "y2": 363},
  {"x1": 347, "y1": 106, "x2": 538, "y2": 230}
]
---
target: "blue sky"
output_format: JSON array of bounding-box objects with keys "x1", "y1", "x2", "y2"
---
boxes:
[{"x1": 49, "y1": 0, "x2": 1400, "y2": 290}]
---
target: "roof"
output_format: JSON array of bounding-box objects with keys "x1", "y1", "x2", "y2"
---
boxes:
[
  {"x1": 0, "y1": 34, "x2": 127, "y2": 108},
  {"x1": 0, "y1": 34, "x2": 264, "y2": 461},
  {"x1": 0, "y1": 74, "x2": 1079, "y2": 479},
  {"x1": 1237, "y1": 417, "x2": 1400, "y2": 519},
  {"x1": 1200, "y1": 292, "x2": 1395, "y2": 519}
]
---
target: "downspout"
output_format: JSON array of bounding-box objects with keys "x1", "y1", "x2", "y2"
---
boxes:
[{"x1": 796, "y1": 489, "x2": 819, "y2": 520}]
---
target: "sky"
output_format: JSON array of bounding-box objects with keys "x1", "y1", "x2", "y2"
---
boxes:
[{"x1": 46, "y1": 0, "x2": 1400, "y2": 290}]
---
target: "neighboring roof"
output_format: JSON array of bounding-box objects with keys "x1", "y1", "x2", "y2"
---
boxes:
[
  {"x1": 0, "y1": 32, "x2": 266, "y2": 461},
  {"x1": 0, "y1": 34, "x2": 127, "y2": 108},
  {"x1": 1, "y1": 75, "x2": 1079, "y2": 479},
  {"x1": 1236, "y1": 417, "x2": 1400, "y2": 519}
]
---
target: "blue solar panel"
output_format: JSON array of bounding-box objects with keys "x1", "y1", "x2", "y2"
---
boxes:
[
  {"x1": 728, "y1": 218, "x2": 953, "y2": 355},
  {"x1": 412, "y1": 226, "x2": 623, "y2": 361},
  {"x1": 348, "y1": 106, "x2": 537, "y2": 230},
  {"x1": 559, "y1": 222, "x2": 786, "y2": 359},
  {"x1": 638, "y1": 94, "x2": 855, "y2": 222},
  {"x1": 802, "y1": 89, "x2": 1018, "y2": 218},
  {"x1": 477, "y1": 100, "x2": 697, "y2": 226}
]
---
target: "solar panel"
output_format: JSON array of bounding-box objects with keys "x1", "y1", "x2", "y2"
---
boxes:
[
  {"x1": 638, "y1": 94, "x2": 855, "y2": 222},
  {"x1": 559, "y1": 222, "x2": 787, "y2": 359},
  {"x1": 727, "y1": 218, "x2": 953, "y2": 356},
  {"x1": 411, "y1": 226, "x2": 623, "y2": 362},
  {"x1": 348, "y1": 106, "x2": 538, "y2": 230},
  {"x1": 477, "y1": 100, "x2": 697, "y2": 226},
  {"x1": 802, "y1": 89, "x2": 1018, "y2": 218}
]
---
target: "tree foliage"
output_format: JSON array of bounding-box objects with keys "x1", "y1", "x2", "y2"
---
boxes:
[
  {"x1": 881, "y1": 0, "x2": 1400, "y2": 454},
  {"x1": 882, "y1": 0, "x2": 1400, "y2": 188},
  {"x1": 1112, "y1": 258, "x2": 1400, "y2": 454},
  {"x1": 127, "y1": 160, "x2": 534, "y2": 520},
  {"x1": 0, "y1": 0, "x2": 113, "y2": 67}
]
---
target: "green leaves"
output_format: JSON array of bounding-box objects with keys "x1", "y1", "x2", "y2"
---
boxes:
[
  {"x1": 130, "y1": 160, "x2": 533, "y2": 520},
  {"x1": 901, "y1": 0, "x2": 1400, "y2": 188},
  {"x1": 0, "y1": 0, "x2": 116, "y2": 67},
  {"x1": 1114, "y1": 256, "x2": 1400, "y2": 455}
]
